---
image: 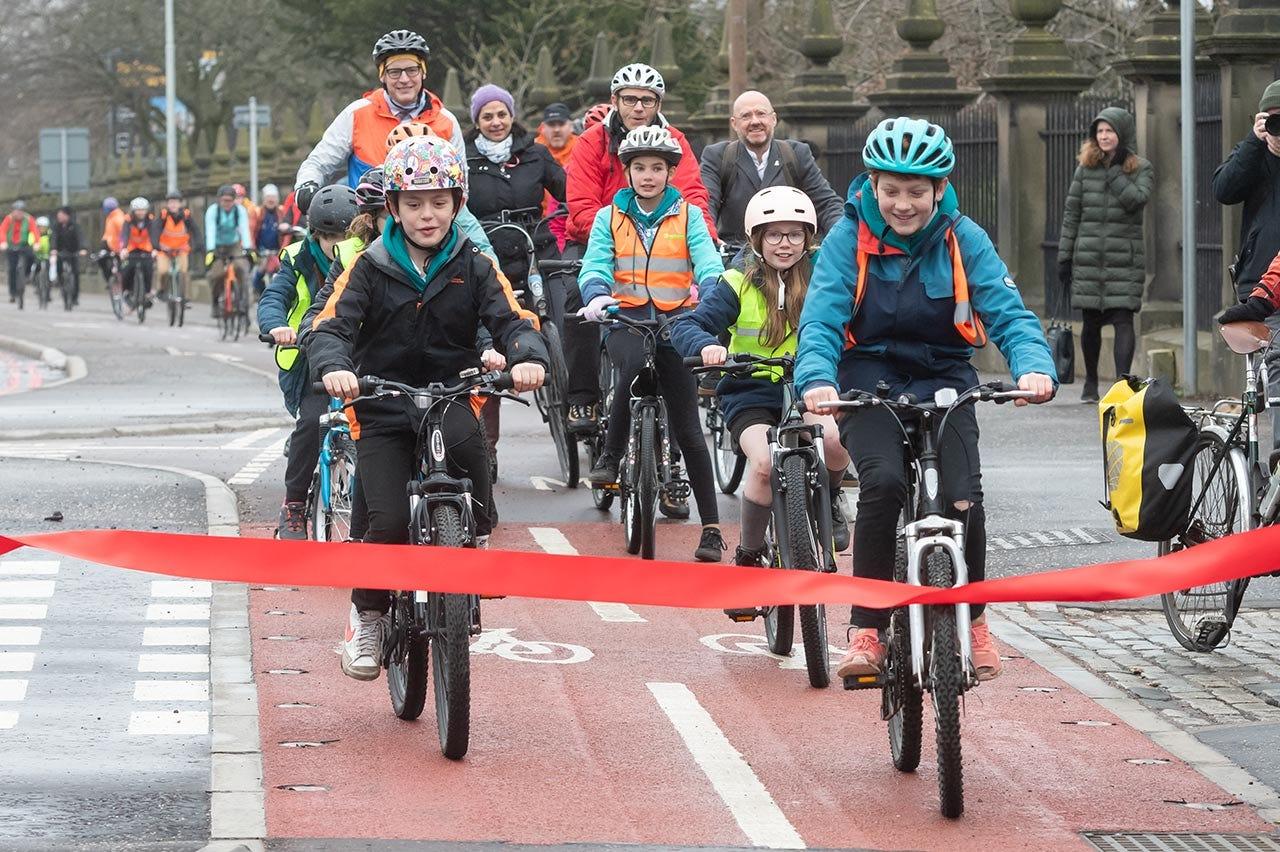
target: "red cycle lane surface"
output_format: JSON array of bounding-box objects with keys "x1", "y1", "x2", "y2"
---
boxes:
[{"x1": 248, "y1": 521, "x2": 1270, "y2": 850}]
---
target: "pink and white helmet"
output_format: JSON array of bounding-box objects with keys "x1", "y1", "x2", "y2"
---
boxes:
[
  {"x1": 382, "y1": 137, "x2": 466, "y2": 198},
  {"x1": 743, "y1": 186, "x2": 817, "y2": 237}
]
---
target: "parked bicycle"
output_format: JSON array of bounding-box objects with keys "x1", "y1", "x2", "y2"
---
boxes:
[
  {"x1": 1158, "y1": 319, "x2": 1280, "y2": 651},
  {"x1": 690, "y1": 353, "x2": 837, "y2": 688},
  {"x1": 824, "y1": 380, "x2": 1034, "y2": 819},
  {"x1": 320, "y1": 370, "x2": 526, "y2": 760}
]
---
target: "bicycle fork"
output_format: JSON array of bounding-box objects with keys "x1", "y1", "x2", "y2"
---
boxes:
[{"x1": 903, "y1": 520, "x2": 974, "y2": 691}]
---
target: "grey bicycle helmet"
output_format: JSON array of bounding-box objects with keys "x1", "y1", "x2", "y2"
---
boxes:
[
  {"x1": 610, "y1": 63, "x2": 665, "y2": 98},
  {"x1": 355, "y1": 167, "x2": 385, "y2": 214},
  {"x1": 373, "y1": 30, "x2": 430, "y2": 65},
  {"x1": 306, "y1": 185, "x2": 359, "y2": 235},
  {"x1": 618, "y1": 126, "x2": 682, "y2": 166}
]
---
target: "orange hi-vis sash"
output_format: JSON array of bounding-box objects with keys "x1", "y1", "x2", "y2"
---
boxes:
[{"x1": 610, "y1": 202, "x2": 693, "y2": 311}]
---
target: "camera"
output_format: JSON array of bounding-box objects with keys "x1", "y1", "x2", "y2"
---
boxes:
[{"x1": 1265, "y1": 113, "x2": 1280, "y2": 136}]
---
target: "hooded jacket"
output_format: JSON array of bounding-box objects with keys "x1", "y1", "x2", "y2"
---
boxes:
[
  {"x1": 1057, "y1": 107, "x2": 1154, "y2": 312},
  {"x1": 565, "y1": 110, "x2": 716, "y2": 245},
  {"x1": 1213, "y1": 107, "x2": 1280, "y2": 297},
  {"x1": 795, "y1": 172, "x2": 1056, "y2": 397}
]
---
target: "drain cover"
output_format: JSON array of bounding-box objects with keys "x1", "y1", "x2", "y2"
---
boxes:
[{"x1": 1083, "y1": 833, "x2": 1280, "y2": 852}]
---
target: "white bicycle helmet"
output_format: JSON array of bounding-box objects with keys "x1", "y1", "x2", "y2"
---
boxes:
[
  {"x1": 743, "y1": 186, "x2": 817, "y2": 236},
  {"x1": 610, "y1": 63, "x2": 665, "y2": 98},
  {"x1": 129, "y1": 196, "x2": 150, "y2": 212},
  {"x1": 618, "y1": 126, "x2": 682, "y2": 166},
  {"x1": 36, "y1": 216, "x2": 49, "y2": 229}
]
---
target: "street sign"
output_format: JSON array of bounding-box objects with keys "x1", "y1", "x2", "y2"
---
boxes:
[
  {"x1": 232, "y1": 104, "x2": 271, "y2": 129},
  {"x1": 38, "y1": 128, "x2": 91, "y2": 197},
  {"x1": 114, "y1": 132, "x2": 131, "y2": 156}
]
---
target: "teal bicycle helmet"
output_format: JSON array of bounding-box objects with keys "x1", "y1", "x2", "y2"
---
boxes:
[{"x1": 862, "y1": 117, "x2": 954, "y2": 178}]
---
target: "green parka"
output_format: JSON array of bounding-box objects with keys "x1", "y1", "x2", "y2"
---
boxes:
[{"x1": 1057, "y1": 107, "x2": 1155, "y2": 312}]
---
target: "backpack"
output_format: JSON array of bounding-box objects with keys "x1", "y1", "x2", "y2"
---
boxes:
[
  {"x1": 718, "y1": 140, "x2": 802, "y2": 202},
  {"x1": 1098, "y1": 376, "x2": 1198, "y2": 541}
]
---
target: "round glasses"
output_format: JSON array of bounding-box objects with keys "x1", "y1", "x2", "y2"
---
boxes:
[{"x1": 762, "y1": 230, "x2": 807, "y2": 247}]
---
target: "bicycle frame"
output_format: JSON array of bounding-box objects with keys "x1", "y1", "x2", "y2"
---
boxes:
[
  {"x1": 610, "y1": 314, "x2": 674, "y2": 494},
  {"x1": 317, "y1": 398, "x2": 354, "y2": 516},
  {"x1": 768, "y1": 367, "x2": 836, "y2": 572}
]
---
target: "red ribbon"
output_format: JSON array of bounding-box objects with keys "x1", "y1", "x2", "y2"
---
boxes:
[{"x1": 1, "y1": 525, "x2": 1278, "y2": 609}]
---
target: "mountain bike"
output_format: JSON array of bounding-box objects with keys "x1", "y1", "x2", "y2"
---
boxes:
[
  {"x1": 121, "y1": 250, "x2": 150, "y2": 323},
  {"x1": 689, "y1": 353, "x2": 837, "y2": 688},
  {"x1": 50, "y1": 250, "x2": 82, "y2": 311},
  {"x1": 215, "y1": 252, "x2": 250, "y2": 341},
  {"x1": 484, "y1": 212, "x2": 577, "y2": 487},
  {"x1": 5, "y1": 247, "x2": 28, "y2": 310},
  {"x1": 1158, "y1": 320, "x2": 1280, "y2": 651},
  {"x1": 323, "y1": 370, "x2": 525, "y2": 760},
  {"x1": 705, "y1": 392, "x2": 746, "y2": 494},
  {"x1": 161, "y1": 249, "x2": 187, "y2": 327},
  {"x1": 31, "y1": 255, "x2": 51, "y2": 309},
  {"x1": 90, "y1": 250, "x2": 125, "y2": 319},
  {"x1": 826, "y1": 380, "x2": 1034, "y2": 818}
]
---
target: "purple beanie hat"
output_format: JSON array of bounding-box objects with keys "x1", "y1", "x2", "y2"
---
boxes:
[{"x1": 470, "y1": 84, "x2": 515, "y2": 124}]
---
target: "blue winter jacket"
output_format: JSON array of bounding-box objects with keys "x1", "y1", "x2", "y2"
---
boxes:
[
  {"x1": 258, "y1": 240, "x2": 326, "y2": 416},
  {"x1": 795, "y1": 173, "x2": 1056, "y2": 397}
]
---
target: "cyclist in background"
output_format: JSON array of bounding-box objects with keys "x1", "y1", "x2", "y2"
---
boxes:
[
  {"x1": 1, "y1": 200, "x2": 39, "y2": 303},
  {"x1": 32, "y1": 217, "x2": 51, "y2": 280},
  {"x1": 259, "y1": 184, "x2": 360, "y2": 540},
  {"x1": 155, "y1": 191, "x2": 199, "y2": 302},
  {"x1": 118, "y1": 197, "x2": 157, "y2": 303},
  {"x1": 98, "y1": 197, "x2": 127, "y2": 282},
  {"x1": 251, "y1": 184, "x2": 286, "y2": 298},
  {"x1": 671, "y1": 186, "x2": 852, "y2": 575},
  {"x1": 234, "y1": 183, "x2": 258, "y2": 224},
  {"x1": 576, "y1": 126, "x2": 726, "y2": 563},
  {"x1": 536, "y1": 102, "x2": 577, "y2": 252},
  {"x1": 205, "y1": 185, "x2": 254, "y2": 316},
  {"x1": 49, "y1": 206, "x2": 85, "y2": 306},
  {"x1": 796, "y1": 117, "x2": 1056, "y2": 681}
]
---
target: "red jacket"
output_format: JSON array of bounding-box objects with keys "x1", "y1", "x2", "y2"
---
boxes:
[
  {"x1": 565, "y1": 118, "x2": 717, "y2": 245},
  {"x1": 0, "y1": 212, "x2": 39, "y2": 248},
  {"x1": 1253, "y1": 251, "x2": 1280, "y2": 308}
]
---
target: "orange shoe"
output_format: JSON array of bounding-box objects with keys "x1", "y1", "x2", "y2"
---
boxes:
[
  {"x1": 835, "y1": 628, "x2": 886, "y2": 679},
  {"x1": 970, "y1": 620, "x2": 1002, "y2": 681}
]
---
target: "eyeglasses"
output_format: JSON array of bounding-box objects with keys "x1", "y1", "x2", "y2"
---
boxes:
[
  {"x1": 383, "y1": 65, "x2": 423, "y2": 80},
  {"x1": 735, "y1": 109, "x2": 774, "y2": 122},
  {"x1": 618, "y1": 94, "x2": 658, "y2": 109},
  {"x1": 762, "y1": 230, "x2": 807, "y2": 246}
]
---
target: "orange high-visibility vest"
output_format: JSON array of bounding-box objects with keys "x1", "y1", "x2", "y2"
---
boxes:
[{"x1": 609, "y1": 202, "x2": 693, "y2": 312}]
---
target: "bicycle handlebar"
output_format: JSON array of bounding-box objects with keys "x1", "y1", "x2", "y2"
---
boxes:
[
  {"x1": 538, "y1": 259, "x2": 583, "y2": 275},
  {"x1": 310, "y1": 369, "x2": 518, "y2": 401},
  {"x1": 683, "y1": 352, "x2": 795, "y2": 374},
  {"x1": 797, "y1": 381, "x2": 1036, "y2": 415}
]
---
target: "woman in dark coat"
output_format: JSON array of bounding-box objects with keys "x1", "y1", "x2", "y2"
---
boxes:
[
  {"x1": 466, "y1": 83, "x2": 567, "y2": 473},
  {"x1": 1057, "y1": 106, "x2": 1155, "y2": 402}
]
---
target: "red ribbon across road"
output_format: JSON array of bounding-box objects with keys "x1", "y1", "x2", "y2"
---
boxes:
[{"x1": 1, "y1": 525, "x2": 1277, "y2": 609}]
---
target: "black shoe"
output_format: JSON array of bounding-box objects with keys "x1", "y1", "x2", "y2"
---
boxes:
[
  {"x1": 831, "y1": 493, "x2": 851, "y2": 552},
  {"x1": 1081, "y1": 380, "x2": 1099, "y2": 404},
  {"x1": 568, "y1": 403, "x2": 599, "y2": 435},
  {"x1": 277, "y1": 502, "x2": 307, "y2": 540},
  {"x1": 842, "y1": 468, "x2": 859, "y2": 489},
  {"x1": 588, "y1": 452, "x2": 620, "y2": 485},
  {"x1": 695, "y1": 526, "x2": 726, "y2": 562},
  {"x1": 659, "y1": 464, "x2": 690, "y2": 519},
  {"x1": 733, "y1": 544, "x2": 767, "y2": 567}
]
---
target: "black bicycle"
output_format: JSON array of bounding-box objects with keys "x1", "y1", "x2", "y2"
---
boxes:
[
  {"x1": 32, "y1": 254, "x2": 51, "y2": 309},
  {"x1": 690, "y1": 353, "x2": 837, "y2": 687},
  {"x1": 122, "y1": 250, "x2": 150, "y2": 323},
  {"x1": 6, "y1": 248, "x2": 27, "y2": 310},
  {"x1": 321, "y1": 370, "x2": 526, "y2": 760},
  {"x1": 826, "y1": 380, "x2": 1033, "y2": 818},
  {"x1": 50, "y1": 250, "x2": 82, "y2": 311},
  {"x1": 706, "y1": 391, "x2": 746, "y2": 494},
  {"x1": 484, "y1": 212, "x2": 577, "y2": 487}
]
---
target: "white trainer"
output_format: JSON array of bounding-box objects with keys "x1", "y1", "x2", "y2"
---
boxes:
[{"x1": 340, "y1": 604, "x2": 385, "y2": 681}]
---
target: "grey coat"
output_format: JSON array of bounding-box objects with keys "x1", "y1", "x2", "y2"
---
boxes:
[
  {"x1": 700, "y1": 138, "x2": 843, "y2": 245},
  {"x1": 1057, "y1": 107, "x2": 1155, "y2": 313}
]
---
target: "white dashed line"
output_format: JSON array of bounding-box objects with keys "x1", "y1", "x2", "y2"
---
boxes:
[
  {"x1": 150, "y1": 581, "x2": 212, "y2": 598},
  {"x1": 0, "y1": 561, "x2": 59, "y2": 575},
  {"x1": 145, "y1": 604, "x2": 211, "y2": 621},
  {"x1": 220, "y1": 427, "x2": 283, "y2": 450},
  {"x1": 0, "y1": 605, "x2": 46, "y2": 620},
  {"x1": 648, "y1": 682, "x2": 805, "y2": 849},
  {"x1": 138, "y1": 653, "x2": 209, "y2": 673},
  {"x1": 0, "y1": 652, "x2": 35, "y2": 672},
  {"x1": 0, "y1": 679, "x2": 28, "y2": 701},
  {"x1": 127, "y1": 710, "x2": 209, "y2": 735},
  {"x1": 142, "y1": 627, "x2": 210, "y2": 646},
  {"x1": 0, "y1": 711, "x2": 17, "y2": 729},
  {"x1": 0, "y1": 581, "x2": 55, "y2": 599},
  {"x1": 0, "y1": 627, "x2": 41, "y2": 645},
  {"x1": 528, "y1": 527, "x2": 646, "y2": 623},
  {"x1": 227, "y1": 437, "x2": 288, "y2": 485},
  {"x1": 0, "y1": 560, "x2": 54, "y2": 732},
  {"x1": 133, "y1": 680, "x2": 210, "y2": 702}
]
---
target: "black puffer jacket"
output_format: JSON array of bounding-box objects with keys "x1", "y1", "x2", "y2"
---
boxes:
[
  {"x1": 1213, "y1": 129, "x2": 1280, "y2": 298},
  {"x1": 465, "y1": 128, "x2": 565, "y2": 287}
]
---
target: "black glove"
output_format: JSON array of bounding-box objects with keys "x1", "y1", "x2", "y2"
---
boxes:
[
  {"x1": 1058, "y1": 259, "x2": 1072, "y2": 288},
  {"x1": 1218, "y1": 295, "x2": 1273, "y2": 325},
  {"x1": 295, "y1": 181, "x2": 319, "y2": 214}
]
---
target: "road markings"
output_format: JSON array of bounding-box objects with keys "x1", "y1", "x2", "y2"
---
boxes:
[
  {"x1": 0, "y1": 560, "x2": 54, "y2": 732},
  {"x1": 138, "y1": 653, "x2": 209, "y2": 673},
  {"x1": 0, "y1": 627, "x2": 41, "y2": 645},
  {"x1": 131, "y1": 578, "x2": 213, "y2": 735},
  {"x1": 0, "y1": 581, "x2": 55, "y2": 598},
  {"x1": 647, "y1": 682, "x2": 805, "y2": 849},
  {"x1": 0, "y1": 711, "x2": 16, "y2": 729},
  {"x1": 127, "y1": 710, "x2": 209, "y2": 735},
  {"x1": 528, "y1": 527, "x2": 646, "y2": 623},
  {"x1": 134, "y1": 680, "x2": 210, "y2": 702},
  {"x1": 0, "y1": 560, "x2": 59, "y2": 575},
  {"x1": 221, "y1": 427, "x2": 282, "y2": 451},
  {"x1": 0, "y1": 605, "x2": 46, "y2": 620},
  {"x1": 151, "y1": 580, "x2": 212, "y2": 598},
  {"x1": 228, "y1": 437, "x2": 288, "y2": 486},
  {"x1": 529, "y1": 476, "x2": 566, "y2": 491},
  {"x1": 142, "y1": 626, "x2": 209, "y2": 646},
  {"x1": 0, "y1": 652, "x2": 35, "y2": 671},
  {"x1": 0, "y1": 679, "x2": 28, "y2": 700},
  {"x1": 471, "y1": 628, "x2": 594, "y2": 664},
  {"x1": 145, "y1": 603, "x2": 211, "y2": 621}
]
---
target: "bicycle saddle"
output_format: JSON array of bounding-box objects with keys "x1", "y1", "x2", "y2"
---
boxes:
[{"x1": 1220, "y1": 320, "x2": 1271, "y2": 355}]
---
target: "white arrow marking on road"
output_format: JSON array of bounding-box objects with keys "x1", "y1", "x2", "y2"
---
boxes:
[
  {"x1": 529, "y1": 476, "x2": 566, "y2": 491},
  {"x1": 528, "y1": 527, "x2": 646, "y2": 622},
  {"x1": 648, "y1": 682, "x2": 806, "y2": 849},
  {"x1": 221, "y1": 427, "x2": 282, "y2": 450}
]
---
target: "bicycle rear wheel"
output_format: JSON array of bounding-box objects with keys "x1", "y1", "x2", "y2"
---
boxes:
[
  {"x1": 927, "y1": 548, "x2": 964, "y2": 819},
  {"x1": 709, "y1": 402, "x2": 746, "y2": 494},
  {"x1": 1160, "y1": 433, "x2": 1250, "y2": 652},
  {"x1": 429, "y1": 504, "x2": 471, "y2": 760},
  {"x1": 885, "y1": 521, "x2": 922, "y2": 771},
  {"x1": 36, "y1": 267, "x2": 50, "y2": 309},
  {"x1": 109, "y1": 273, "x2": 123, "y2": 319},
  {"x1": 313, "y1": 444, "x2": 357, "y2": 542},
  {"x1": 541, "y1": 321, "x2": 579, "y2": 488},
  {"x1": 763, "y1": 534, "x2": 795, "y2": 656},
  {"x1": 387, "y1": 590, "x2": 428, "y2": 720},
  {"x1": 61, "y1": 262, "x2": 74, "y2": 311},
  {"x1": 778, "y1": 453, "x2": 829, "y2": 688},
  {"x1": 134, "y1": 267, "x2": 147, "y2": 323},
  {"x1": 14, "y1": 264, "x2": 23, "y2": 310}
]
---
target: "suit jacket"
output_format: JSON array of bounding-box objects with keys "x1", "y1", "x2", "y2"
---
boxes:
[{"x1": 700, "y1": 138, "x2": 843, "y2": 245}]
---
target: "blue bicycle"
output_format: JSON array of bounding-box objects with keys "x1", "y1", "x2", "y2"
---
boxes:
[{"x1": 310, "y1": 396, "x2": 358, "y2": 542}]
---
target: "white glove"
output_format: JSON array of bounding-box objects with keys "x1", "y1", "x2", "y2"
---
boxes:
[{"x1": 578, "y1": 295, "x2": 619, "y2": 323}]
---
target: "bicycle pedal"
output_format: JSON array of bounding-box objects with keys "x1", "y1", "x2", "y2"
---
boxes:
[
  {"x1": 723, "y1": 607, "x2": 759, "y2": 623},
  {"x1": 843, "y1": 673, "x2": 883, "y2": 690}
]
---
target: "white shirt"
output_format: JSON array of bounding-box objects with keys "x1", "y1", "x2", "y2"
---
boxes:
[{"x1": 748, "y1": 146, "x2": 769, "y2": 181}]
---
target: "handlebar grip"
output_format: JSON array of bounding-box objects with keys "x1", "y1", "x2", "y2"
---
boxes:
[
  {"x1": 490, "y1": 372, "x2": 515, "y2": 391},
  {"x1": 258, "y1": 333, "x2": 275, "y2": 344},
  {"x1": 311, "y1": 381, "x2": 327, "y2": 393},
  {"x1": 682, "y1": 355, "x2": 705, "y2": 367}
]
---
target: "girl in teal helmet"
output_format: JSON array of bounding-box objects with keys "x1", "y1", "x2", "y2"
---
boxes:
[{"x1": 795, "y1": 116, "x2": 1057, "y2": 684}]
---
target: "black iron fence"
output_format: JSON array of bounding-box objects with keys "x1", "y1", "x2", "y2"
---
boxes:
[
  {"x1": 949, "y1": 101, "x2": 999, "y2": 243},
  {"x1": 1195, "y1": 69, "x2": 1224, "y2": 330},
  {"x1": 821, "y1": 114, "x2": 878, "y2": 200}
]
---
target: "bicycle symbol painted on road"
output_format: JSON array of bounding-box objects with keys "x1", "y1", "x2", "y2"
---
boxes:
[
  {"x1": 470, "y1": 627, "x2": 594, "y2": 664},
  {"x1": 700, "y1": 632, "x2": 843, "y2": 670}
]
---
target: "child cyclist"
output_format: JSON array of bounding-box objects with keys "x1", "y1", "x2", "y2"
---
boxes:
[
  {"x1": 796, "y1": 117, "x2": 1056, "y2": 681},
  {"x1": 672, "y1": 186, "x2": 852, "y2": 581},
  {"x1": 577, "y1": 125, "x2": 727, "y2": 562},
  {"x1": 258, "y1": 184, "x2": 360, "y2": 539},
  {"x1": 305, "y1": 136, "x2": 548, "y2": 681}
]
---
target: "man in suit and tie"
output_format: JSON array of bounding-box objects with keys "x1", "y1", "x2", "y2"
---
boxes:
[{"x1": 700, "y1": 91, "x2": 843, "y2": 249}]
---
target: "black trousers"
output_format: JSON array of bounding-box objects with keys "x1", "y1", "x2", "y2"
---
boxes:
[
  {"x1": 841, "y1": 403, "x2": 985, "y2": 630},
  {"x1": 1079, "y1": 307, "x2": 1135, "y2": 383},
  {"x1": 351, "y1": 403, "x2": 492, "y2": 613},
  {"x1": 6, "y1": 248, "x2": 31, "y2": 298},
  {"x1": 558, "y1": 242, "x2": 602, "y2": 407},
  {"x1": 283, "y1": 390, "x2": 330, "y2": 503},
  {"x1": 121, "y1": 251, "x2": 155, "y2": 295},
  {"x1": 603, "y1": 328, "x2": 718, "y2": 525}
]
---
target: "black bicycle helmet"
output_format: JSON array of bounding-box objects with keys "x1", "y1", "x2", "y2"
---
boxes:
[
  {"x1": 216, "y1": 184, "x2": 236, "y2": 198},
  {"x1": 307, "y1": 184, "x2": 359, "y2": 235},
  {"x1": 372, "y1": 30, "x2": 430, "y2": 65},
  {"x1": 355, "y1": 167, "x2": 385, "y2": 214},
  {"x1": 166, "y1": 190, "x2": 184, "y2": 201}
]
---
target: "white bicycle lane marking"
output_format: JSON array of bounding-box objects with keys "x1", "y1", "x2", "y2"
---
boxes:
[
  {"x1": 470, "y1": 627, "x2": 593, "y2": 665},
  {"x1": 700, "y1": 632, "x2": 845, "y2": 671},
  {"x1": 527, "y1": 526, "x2": 647, "y2": 623}
]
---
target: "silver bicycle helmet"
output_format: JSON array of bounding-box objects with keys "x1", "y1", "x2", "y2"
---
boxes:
[
  {"x1": 372, "y1": 30, "x2": 430, "y2": 65},
  {"x1": 610, "y1": 63, "x2": 665, "y2": 98},
  {"x1": 618, "y1": 126, "x2": 682, "y2": 167}
]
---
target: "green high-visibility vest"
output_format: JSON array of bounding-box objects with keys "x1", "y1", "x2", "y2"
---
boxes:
[
  {"x1": 333, "y1": 236, "x2": 365, "y2": 271},
  {"x1": 275, "y1": 242, "x2": 311, "y2": 371},
  {"x1": 724, "y1": 268, "x2": 796, "y2": 383}
]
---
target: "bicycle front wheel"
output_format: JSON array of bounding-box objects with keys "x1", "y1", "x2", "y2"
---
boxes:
[
  {"x1": 387, "y1": 591, "x2": 428, "y2": 720},
  {"x1": 709, "y1": 403, "x2": 746, "y2": 494},
  {"x1": 763, "y1": 532, "x2": 795, "y2": 656},
  {"x1": 109, "y1": 275, "x2": 123, "y2": 320},
  {"x1": 36, "y1": 268, "x2": 50, "y2": 309},
  {"x1": 134, "y1": 268, "x2": 147, "y2": 323},
  {"x1": 429, "y1": 504, "x2": 471, "y2": 760},
  {"x1": 778, "y1": 453, "x2": 829, "y2": 688},
  {"x1": 541, "y1": 320, "x2": 579, "y2": 488},
  {"x1": 1160, "y1": 433, "x2": 1251, "y2": 652},
  {"x1": 636, "y1": 406, "x2": 660, "y2": 559},
  {"x1": 927, "y1": 548, "x2": 964, "y2": 819},
  {"x1": 886, "y1": 521, "x2": 922, "y2": 771}
]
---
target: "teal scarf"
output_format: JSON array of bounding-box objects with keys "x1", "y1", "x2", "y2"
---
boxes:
[
  {"x1": 305, "y1": 237, "x2": 332, "y2": 281},
  {"x1": 384, "y1": 221, "x2": 459, "y2": 293},
  {"x1": 620, "y1": 185, "x2": 682, "y2": 230}
]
